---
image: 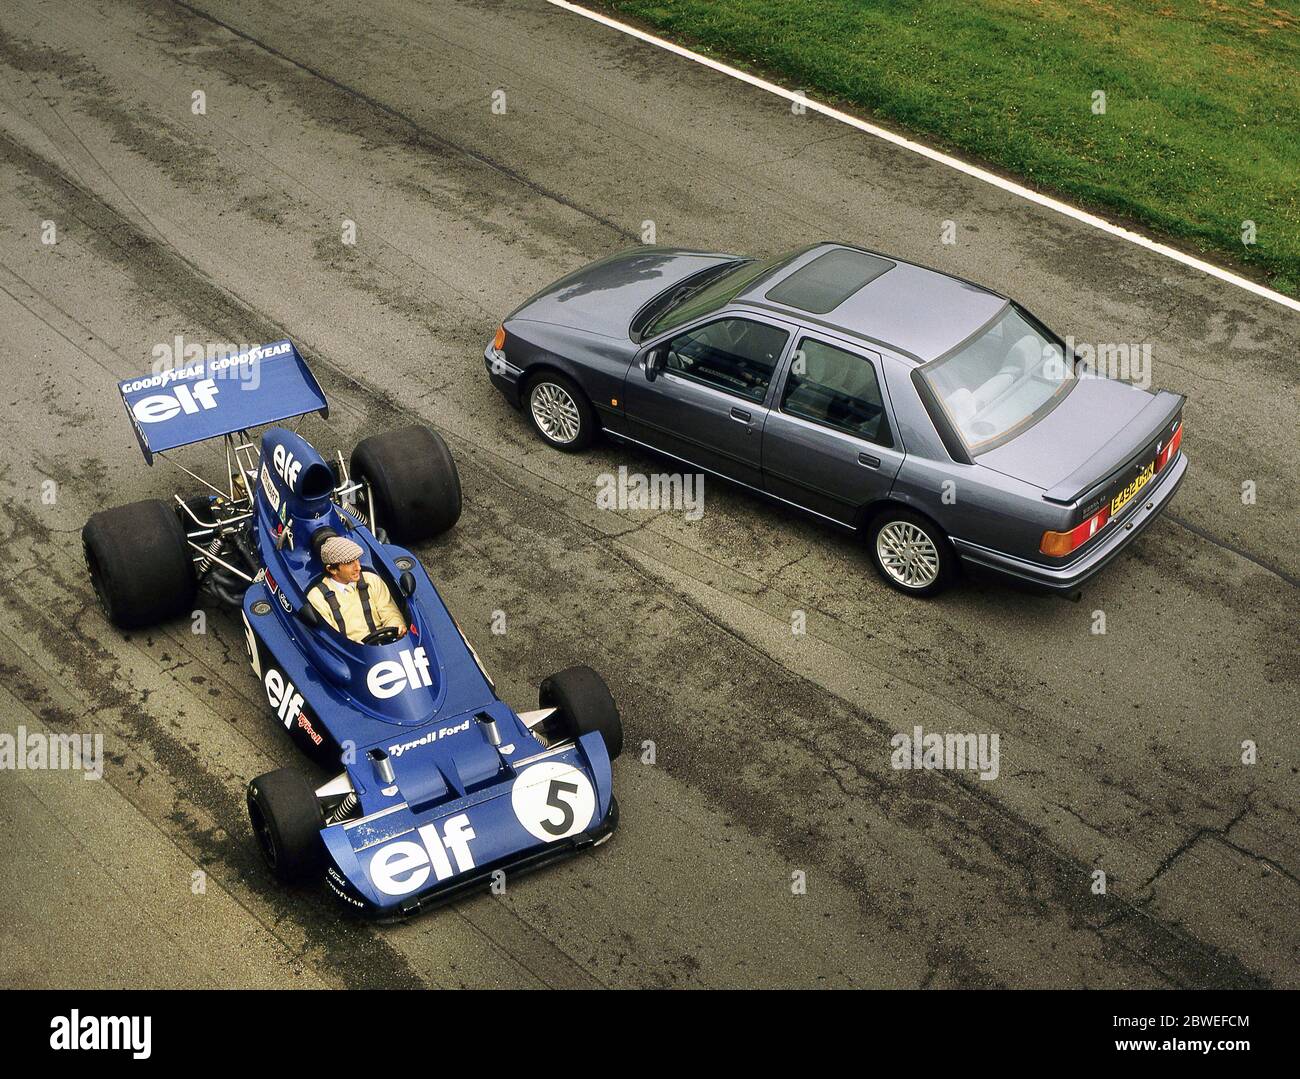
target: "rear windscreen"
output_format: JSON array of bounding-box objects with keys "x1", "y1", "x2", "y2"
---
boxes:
[{"x1": 920, "y1": 305, "x2": 1074, "y2": 454}]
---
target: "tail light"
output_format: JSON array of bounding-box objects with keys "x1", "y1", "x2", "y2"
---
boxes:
[
  {"x1": 1155, "y1": 420, "x2": 1183, "y2": 471},
  {"x1": 492, "y1": 325, "x2": 507, "y2": 351},
  {"x1": 1040, "y1": 505, "x2": 1110, "y2": 557},
  {"x1": 1040, "y1": 419, "x2": 1182, "y2": 558}
]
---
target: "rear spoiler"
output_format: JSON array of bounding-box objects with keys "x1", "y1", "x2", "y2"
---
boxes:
[
  {"x1": 118, "y1": 339, "x2": 327, "y2": 463},
  {"x1": 1042, "y1": 390, "x2": 1185, "y2": 506}
]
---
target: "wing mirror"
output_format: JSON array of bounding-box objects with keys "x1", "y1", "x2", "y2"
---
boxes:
[
  {"x1": 643, "y1": 348, "x2": 664, "y2": 382},
  {"x1": 399, "y1": 570, "x2": 417, "y2": 597}
]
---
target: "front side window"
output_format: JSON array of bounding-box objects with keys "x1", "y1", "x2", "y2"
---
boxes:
[
  {"x1": 919, "y1": 305, "x2": 1072, "y2": 453},
  {"x1": 782, "y1": 338, "x2": 891, "y2": 445},
  {"x1": 664, "y1": 318, "x2": 789, "y2": 402}
]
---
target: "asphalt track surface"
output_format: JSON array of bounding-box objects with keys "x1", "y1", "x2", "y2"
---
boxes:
[{"x1": 0, "y1": 0, "x2": 1295, "y2": 989}]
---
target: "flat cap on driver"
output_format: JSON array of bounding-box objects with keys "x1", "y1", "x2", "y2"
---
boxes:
[{"x1": 320, "y1": 535, "x2": 364, "y2": 566}]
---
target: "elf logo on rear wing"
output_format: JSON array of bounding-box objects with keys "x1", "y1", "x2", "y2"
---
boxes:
[
  {"x1": 117, "y1": 339, "x2": 328, "y2": 464},
  {"x1": 131, "y1": 378, "x2": 220, "y2": 424}
]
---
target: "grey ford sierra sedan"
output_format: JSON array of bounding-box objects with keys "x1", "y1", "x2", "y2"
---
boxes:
[{"x1": 483, "y1": 242, "x2": 1186, "y2": 597}]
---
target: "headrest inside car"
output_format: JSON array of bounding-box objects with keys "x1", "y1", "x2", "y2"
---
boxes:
[{"x1": 310, "y1": 527, "x2": 340, "y2": 564}]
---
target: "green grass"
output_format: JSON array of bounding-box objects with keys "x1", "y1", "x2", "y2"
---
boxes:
[{"x1": 598, "y1": 0, "x2": 1300, "y2": 295}]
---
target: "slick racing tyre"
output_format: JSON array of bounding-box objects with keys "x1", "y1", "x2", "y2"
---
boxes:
[
  {"x1": 350, "y1": 425, "x2": 462, "y2": 544},
  {"x1": 82, "y1": 499, "x2": 198, "y2": 629},
  {"x1": 867, "y1": 507, "x2": 956, "y2": 598},
  {"x1": 523, "y1": 370, "x2": 596, "y2": 452},
  {"x1": 540, "y1": 665, "x2": 623, "y2": 761},
  {"x1": 247, "y1": 768, "x2": 326, "y2": 884}
]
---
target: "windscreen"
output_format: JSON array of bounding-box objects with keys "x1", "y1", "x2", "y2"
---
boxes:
[{"x1": 643, "y1": 251, "x2": 795, "y2": 338}]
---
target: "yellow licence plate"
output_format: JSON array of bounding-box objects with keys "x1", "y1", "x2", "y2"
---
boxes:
[{"x1": 1111, "y1": 461, "x2": 1155, "y2": 516}]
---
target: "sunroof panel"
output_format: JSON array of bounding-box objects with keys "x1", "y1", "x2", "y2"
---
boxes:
[{"x1": 765, "y1": 248, "x2": 894, "y2": 314}]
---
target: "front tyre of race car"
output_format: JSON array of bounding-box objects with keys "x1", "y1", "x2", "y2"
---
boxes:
[
  {"x1": 82, "y1": 499, "x2": 198, "y2": 629},
  {"x1": 247, "y1": 768, "x2": 326, "y2": 884},
  {"x1": 351, "y1": 425, "x2": 462, "y2": 544},
  {"x1": 540, "y1": 665, "x2": 623, "y2": 761}
]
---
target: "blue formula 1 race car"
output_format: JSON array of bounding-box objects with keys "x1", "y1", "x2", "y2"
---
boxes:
[{"x1": 83, "y1": 341, "x2": 622, "y2": 917}]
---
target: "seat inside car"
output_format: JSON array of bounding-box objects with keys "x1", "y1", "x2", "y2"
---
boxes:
[{"x1": 970, "y1": 333, "x2": 1039, "y2": 412}]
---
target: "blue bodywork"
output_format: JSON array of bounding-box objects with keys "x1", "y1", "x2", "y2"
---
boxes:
[
  {"x1": 109, "y1": 342, "x2": 615, "y2": 915},
  {"x1": 111, "y1": 336, "x2": 618, "y2": 915},
  {"x1": 240, "y1": 427, "x2": 616, "y2": 916}
]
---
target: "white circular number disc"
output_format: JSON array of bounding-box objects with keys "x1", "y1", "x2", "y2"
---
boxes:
[{"x1": 511, "y1": 762, "x2": 596, "y2": 842}]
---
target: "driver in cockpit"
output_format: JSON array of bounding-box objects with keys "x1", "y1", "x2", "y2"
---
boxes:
[{"x1": 309, "y1": 536, "x2": 407, "y2": 644}]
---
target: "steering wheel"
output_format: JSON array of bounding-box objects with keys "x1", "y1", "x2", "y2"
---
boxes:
[{"x1": 362, "y1": 627, "x2": 403, "y2": 646}]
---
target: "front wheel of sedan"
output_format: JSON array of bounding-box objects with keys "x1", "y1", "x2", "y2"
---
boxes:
[
  {"x1": 524, "y1": 371, "x2": 595, "y2": 452},
  {"x1": 868, "y1": 509, "x2": 955, "y2": 598}
]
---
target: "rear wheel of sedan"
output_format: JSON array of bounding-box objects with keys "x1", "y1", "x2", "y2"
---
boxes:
[
  {"x1": 247, "y1": 768, "x2": 326, "y2": 884},
  {"x1": 524, "y1": 371, "x2": 595, "y2": 452},
  {"x1": 868, "y1": 508, "x2": 955, "y2": 598},
  {"x1": 540, "y1": 665, "x2": 622, "y2": 760}
]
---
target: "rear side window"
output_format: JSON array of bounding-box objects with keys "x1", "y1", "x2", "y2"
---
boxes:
[
  {"x1": 664, "y1": 318, "x2": 789, "y2": 402},
  {"x1": 782, "y1": 338, "x2": 891, "y2": 446}
]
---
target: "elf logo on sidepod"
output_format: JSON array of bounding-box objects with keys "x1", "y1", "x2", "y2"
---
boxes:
[
  {"x1": 368, "y1": 815, "x2": 477, "y2": 896},
  {"x1": 367, "y1": 647, "x2": 433, "y2": 699},
  {"x1": 130, "y1": 378, "x2": 219, "y2": 424},
  {"x1": 264, "y1": 668, "x2": 305, "y2": 729}
]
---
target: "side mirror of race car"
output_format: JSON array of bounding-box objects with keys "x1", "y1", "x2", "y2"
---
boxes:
[{"x1": 400, "y1": 570, "x2": 417, "y2": 597}]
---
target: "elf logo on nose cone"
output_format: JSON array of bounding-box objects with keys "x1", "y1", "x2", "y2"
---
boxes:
[
  {"x1": 367, "y1": 647, "x2": 433, "y2": 698},
  {"x1": 368, "y1": 814, "x2": 477, "y2": 896},
  {"x1": 131, "y1": 378, "x2": 219, "y2": 423}
]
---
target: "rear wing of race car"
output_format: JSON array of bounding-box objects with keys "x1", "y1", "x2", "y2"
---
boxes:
[{"x1": 118, "y1": 339, "x2": 328, "y2": 463}]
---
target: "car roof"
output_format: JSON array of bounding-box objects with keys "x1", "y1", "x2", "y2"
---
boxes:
[{"x1": 732, "y1": 242, "x2": 1007, "y2": 363}]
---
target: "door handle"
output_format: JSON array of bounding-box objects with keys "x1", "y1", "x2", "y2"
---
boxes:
[
  {"x1": 857, "y1": 452, "x2": 881, "y2": 468},
  {"x1": 730, "y1": 407, "x2": 752, "y2": 423}
]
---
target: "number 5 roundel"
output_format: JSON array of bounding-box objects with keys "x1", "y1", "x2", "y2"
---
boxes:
[{"x1": 511, "y1": 762, "x2": 597, "y2": 842}]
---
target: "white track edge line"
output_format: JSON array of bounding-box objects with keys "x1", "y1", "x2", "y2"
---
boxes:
[{"x1": 547, "y1": 0, "x2": 1300, "y2": 315}]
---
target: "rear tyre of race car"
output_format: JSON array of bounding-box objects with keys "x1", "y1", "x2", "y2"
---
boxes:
[
  {"x1": 540, "y1": 665, "x2": 623, "y2": 761},
  {"x1": 247, "y1": 768, "x2": 326, "y2": 884},
  {"x1": 82, "y1": 499, "x2": 197, "y2": 629},
  {"x1": 351, "y1": 425, "x2": 462, "y2": 544}
]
